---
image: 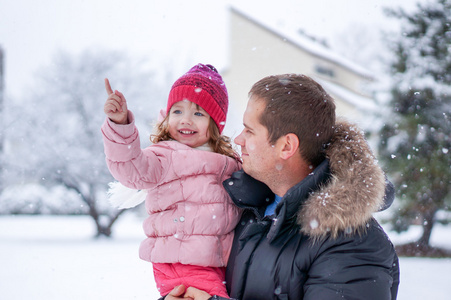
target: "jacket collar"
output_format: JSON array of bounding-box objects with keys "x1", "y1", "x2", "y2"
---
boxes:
[
  {"x1": 162, "y1": 140, "x2": 213, "y2": 152},
  {"x1": 223, "y1": 169, "x2": 274, "y2": 218},
  {"x1": 223, "y1": 159, "x2": 331, "y2": 242},
  {"x1": 266, "y1": 159, "x2": 331, "y2": 242}
]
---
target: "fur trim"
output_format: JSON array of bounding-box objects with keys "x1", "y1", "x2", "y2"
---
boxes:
[
  {"x1": 298, "y1": 120, "x2": 385, "y2": 240},
  {"x1": 107, "y1": 181, "x2": 147, "y2": 209}
]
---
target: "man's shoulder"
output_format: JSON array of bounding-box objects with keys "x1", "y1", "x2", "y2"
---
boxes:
[{"x1": 316, "y1": 218, "x2": 395, "y2": 256}]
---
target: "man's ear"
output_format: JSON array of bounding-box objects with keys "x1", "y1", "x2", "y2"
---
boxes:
[{"x1": 279, "y1": 133, "x2": 300, "y2": 160}]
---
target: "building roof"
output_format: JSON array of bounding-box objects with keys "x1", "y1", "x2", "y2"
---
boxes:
[
  {"x1": 316, "y1": 78, "x2": 377, "y2": 112},
  {"x1": 231, "y1": 6, "x2": 374, "y2": 80}
]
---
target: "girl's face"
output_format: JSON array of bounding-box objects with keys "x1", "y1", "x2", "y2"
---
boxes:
[{"x1": 167, "y1": 100, "x2": 211, "y2": 148}]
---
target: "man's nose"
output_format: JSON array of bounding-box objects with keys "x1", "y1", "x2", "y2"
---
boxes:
[{"x1": 234, "y1": 131, "x2": 244, "y2": 146}]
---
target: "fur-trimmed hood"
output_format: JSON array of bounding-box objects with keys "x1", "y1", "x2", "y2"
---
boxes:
[{"x1": 297, "y1": 120, "x2": 386, "y2": 239}]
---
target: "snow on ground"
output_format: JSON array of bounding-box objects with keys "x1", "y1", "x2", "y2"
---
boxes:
[{"x1": 1, "y1": 215, "x2": 450, "y2": 300}]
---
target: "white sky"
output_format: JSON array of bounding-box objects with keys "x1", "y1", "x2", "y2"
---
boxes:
[{"x1": 0, "y1": 0, "x2": 424, "y2": 98}]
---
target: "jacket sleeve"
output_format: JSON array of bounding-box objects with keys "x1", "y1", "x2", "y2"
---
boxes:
[
  {"x1": 303, "y1": 222, "x2": 399, "y2": 300},
  {"x1": 101, "y1": 111, "x2": 165, "y2": 190}
]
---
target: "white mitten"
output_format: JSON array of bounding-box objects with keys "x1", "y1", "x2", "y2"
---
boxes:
[{"x1": 107, "y1": 181, "x2": 147, "y2": 209}]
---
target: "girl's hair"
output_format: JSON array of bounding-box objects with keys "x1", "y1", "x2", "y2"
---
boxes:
[{"x1": 150, "y1": 111, "x2": 239, "y2": 161}]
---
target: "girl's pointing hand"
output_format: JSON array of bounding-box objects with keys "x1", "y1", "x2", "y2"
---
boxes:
[{"x1": 103, "y1": 78, "x2": 129, "y2": 124}]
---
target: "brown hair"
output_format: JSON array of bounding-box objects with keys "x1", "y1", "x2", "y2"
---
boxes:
[
  {"x1": 249, "y1": 74, "x2": 336, "y2": 167},
  {"x1": 150, "y1": 110, "x2": 239, "y2": 161}
]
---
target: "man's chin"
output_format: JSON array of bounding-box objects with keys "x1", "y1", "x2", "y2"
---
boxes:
[{"x1": 242, "y1": 166, "x2": 257, "y2": 180}]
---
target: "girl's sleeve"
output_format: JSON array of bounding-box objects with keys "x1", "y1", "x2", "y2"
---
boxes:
[{"x1": 101, "y1": 111, "x2": 165, "y2": 190}]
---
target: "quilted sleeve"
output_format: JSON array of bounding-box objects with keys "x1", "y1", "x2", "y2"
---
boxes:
[{"x1": 101, "y1": 111, "x2": 166, "y2": 190}]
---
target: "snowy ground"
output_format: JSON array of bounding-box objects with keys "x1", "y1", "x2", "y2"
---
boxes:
[{"x1": 1, "y1": 215, "x2": 450, "y2": 300}]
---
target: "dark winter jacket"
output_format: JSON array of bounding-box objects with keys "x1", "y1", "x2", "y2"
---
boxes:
[{"x1": 221, "y1": 121, "x2": 400, "y2": 300}]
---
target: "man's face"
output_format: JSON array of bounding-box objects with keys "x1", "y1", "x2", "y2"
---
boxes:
[{"x1": 234, "y1": 96, "x2": 279, "y2": 184}]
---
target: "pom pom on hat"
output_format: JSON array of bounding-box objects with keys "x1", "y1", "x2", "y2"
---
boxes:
[{"x1": 167, "y1": 64, "x2": 228, "y2": 133}]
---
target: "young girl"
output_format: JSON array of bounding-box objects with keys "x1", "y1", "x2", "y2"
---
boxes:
[{"x1": 101, "y1": 64, "x2": 241, "y2": 298}]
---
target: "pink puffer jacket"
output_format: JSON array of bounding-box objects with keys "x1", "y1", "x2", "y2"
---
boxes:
[{"x1": 101, "y1": 112, "x2": 242, "y2": 267}]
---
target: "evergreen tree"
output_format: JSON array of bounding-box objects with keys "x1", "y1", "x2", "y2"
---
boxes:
[{"x1": 379, "y1": 0, "x2": 451, "y2": 251}]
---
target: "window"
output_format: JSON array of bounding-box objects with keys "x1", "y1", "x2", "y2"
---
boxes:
[{"x1": 315, "y1": 64, "x2": 335, "y2": 78}]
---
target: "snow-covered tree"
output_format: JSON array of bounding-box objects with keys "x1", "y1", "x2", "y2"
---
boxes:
[
  {"x1": 1, "y1": 49, "x2": 167, "y2": 237},
  {"x1": 378, "y1": 0, "x2": 451, "y2": 253}
]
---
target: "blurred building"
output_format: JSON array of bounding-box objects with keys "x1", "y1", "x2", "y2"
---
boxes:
[{"x1": 222, "y1": 7, "x2": 377, "y2": 127}]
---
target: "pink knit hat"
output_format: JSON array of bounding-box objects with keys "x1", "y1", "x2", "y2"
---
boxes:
[{"x1": 167, "y1": 64, "x2": 228, "y2": 133}]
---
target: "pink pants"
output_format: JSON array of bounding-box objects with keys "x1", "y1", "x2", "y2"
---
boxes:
[{"x1": 153, "y1": 262, "x2": 229, "y2": 298}]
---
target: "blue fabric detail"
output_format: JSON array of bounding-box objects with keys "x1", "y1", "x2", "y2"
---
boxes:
[{"x1": 264, "y1": 194, "x2": 282, "y2": 216}]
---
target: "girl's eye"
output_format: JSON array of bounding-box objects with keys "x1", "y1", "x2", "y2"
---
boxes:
[
  {"x1": 172, "y1": 110, "x2": 182, "y2": 114},
  {"x1": 194, "y1": 112, "x2": 204, "y2": 117}
]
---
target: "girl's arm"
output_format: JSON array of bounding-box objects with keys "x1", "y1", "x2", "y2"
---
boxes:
[
  {"x1": 102, "y1": 79, "x2": 165, "y2": 190},
  {"x1": 101, "y1": 111, "x2": 166, "y2": 190}
]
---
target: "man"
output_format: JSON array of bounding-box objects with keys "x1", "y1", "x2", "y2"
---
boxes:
[{"x1": 168, "y1": 74, "x2": 399, "y2": 299}]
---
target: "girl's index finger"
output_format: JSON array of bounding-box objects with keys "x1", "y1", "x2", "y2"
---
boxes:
[
  {"x1": 104, "y1": 78, "x2": 114, "y2": 95},
  {"x1": 115, "y1": 90, "x2": 126, "y2": 103}
]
